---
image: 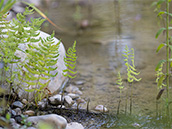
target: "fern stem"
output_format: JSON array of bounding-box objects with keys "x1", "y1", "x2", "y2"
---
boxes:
[
  {"x1": 117, "y1": 89, "x2": 122, "y2": 115},
  {"x1": 130, "y1": 82, "x2": 133, "y2": 115},
  {"x1": 166, "y1": 0, "x2": 170, "y2": 117},
  {"x1": 125, "y1": 82, "x2": 128, "y2": 114}
]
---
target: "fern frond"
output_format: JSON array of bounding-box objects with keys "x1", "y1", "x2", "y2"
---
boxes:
[{"x1": 63, "y1": 41, "x2": 77, "y2": 79}]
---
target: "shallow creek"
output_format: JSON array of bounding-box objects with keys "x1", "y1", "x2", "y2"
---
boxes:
[{"x1": 41, "y1": 0, "x2": 172, "y2": 128}]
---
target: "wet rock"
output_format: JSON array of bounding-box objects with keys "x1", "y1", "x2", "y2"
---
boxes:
[
  {"x1": 10, "y1": 118, "x2": 21, "y2": 129},
  {"x1": 13, "y1": 108, "x2": 22, "y2": 115},
  {"x1": 65, "y1": 85, "x2": 82, "y2": 95},
  {"x1": 132, "y1": 123, "x2": 141, "y2": 127},
  {"x1": 76, "y1": 98, "x2": 86, "y2": 109},
  {"x1": 64, "y1": 95, "x2": 74, "y2": 107},
  {"x1": 66, "y1": 122, "x2": 84, "y2": 129},
  {"x1": 76, "y1": 98, "x2": 85, "y2": 103},
  {"x1": 12, "y1": 101, "x2": 23, "y2": 109},
  {"x1": 14, "y1": 115, "x2": 22, "y2": 124},
  {"x1": 57, "y1": 105, "x2": 65, "y2": 109},
  {"x1": 22, "y1": 99, "x2": 28, "y2": 105},
  {"x1": 24, "y1": 0, "x2": 41, "y2": 6},
  {"x1": 12, "y1": 2, "x2": 25, "y2": 13},
  {"x1": 74, "y1": 80, "x2": 85, "y2": 85},
  {"x1": 11, "y1": 110, "x2": 17, "y2": 116},
  {"x1": 94, "y1": 105, "x2": 108, "y2": 113},
  {"x1": 48, "y1": 94, "x2": 63, "y2": 106},
  {"x1": 23, "y1": 110, "x2": 35, "y2": 116},
  {"x1": 38, "y1": 99, "x2": 48, "y2": 110},
  {"x1": 68, "y1": 93, "x2": 79, "y2": 99},
  {"x1": 27, "y1": 127, "x2": 37, "y2": 129},
  {"x1": 26, "y1": 114, "x2": 67, "y2": 129},
  {"x1": 79, "y1": 20, "x2": 90, "y2": 29}
]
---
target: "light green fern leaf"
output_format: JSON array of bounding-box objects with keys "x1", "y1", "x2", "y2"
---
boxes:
[{"x1": 63, "y1": 41, "x2": 77, "y2": 79}]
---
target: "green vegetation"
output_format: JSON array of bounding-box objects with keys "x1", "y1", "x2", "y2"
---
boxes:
[
  {"x1": 122, "y1": 45, "x2": 141, "y2": 114},
  {"x1": 0, "y1": 1, "x2": 77, "y2": 108},
  {"x1": 20, "y1": 32, "x2": 60, "y2": 105},
  {"x1": 153, "y1": 0, "x2": 172, "y2": 117},
  {"x1": 116, "y1": 71, "x2": 124, "y2": 115},
  {"x1": 60, "y1": 41, "x2": 77, "y2": 110},
  {"x1": 116, "y1": 46, "x2": 141, "y2": 115}
]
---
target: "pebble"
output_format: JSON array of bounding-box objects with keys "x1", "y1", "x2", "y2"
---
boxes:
[
  {"x1": 65, "y1": 85, "x2": 82, "y2": 95},
  {"x1": 27, "y1": 127, "x2": 37, "y2": 129},
  {"x1": 23, "y1": 110, "x2": 35, "y2": 116},
  {"x1": 74, "y1": 80, "x2": 85, "y2": 85},
  {"x1": 48, "y1": 94, "x2": 63, "y2": 106},
  {"x1": 132, "y1": 123, "x2": 141, "y2": 127},
  {"x1": 64, "y1": 95, "x2": 74, "y2": 107},
  {"x1": 26, "y1": 114, "x2": 67, "y2": 129},
  {"x1": 13, "y1": 108, "x2": 22, "y2": 115},
  {"x1": 76, "y1": 98, "x2": 86, "y2": 104},
  {"x1": 68, "y1": 93, "x2": 79, "y2": 99},
  {"x1": 38, "y1": 99, "x2": 48, "y2": 110},
  {"x1": 12, "y1": 101, "x2": 24, "y2": 109},
  {"x1": 94, "y1": 105, "x2": 108, "y2": 113},
  {"x1": 11, "y1": 110, "x2": 17, "y2": 116},
  {"x1": 10, "y1": 118, "x2": 21, "y2": 129},
  {"x1": 14, "y1": 115, "x2": 22, "y2": 124},
  {"x1": 22, "y1": 99, "x2": 28, "y2": 105},
  {"x1": 66, "y1": 122, "x2": 84, "y2": 129}
]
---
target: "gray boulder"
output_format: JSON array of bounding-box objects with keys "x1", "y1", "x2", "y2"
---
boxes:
[
  {"x1": 26, "y1": 114, "x2": 67, "y2": 129},
  {"x1": 14, "y1": 31, "x2": 67, "y2": 101}
]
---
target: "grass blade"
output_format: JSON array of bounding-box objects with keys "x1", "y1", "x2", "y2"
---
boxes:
[{"x1": 22, "y1": 1, "x2": 63, "y2": 31}]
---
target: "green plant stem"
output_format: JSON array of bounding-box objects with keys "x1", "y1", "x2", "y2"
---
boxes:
[
  {"x1": 130, "y1": 82, "x2": 133, "y2": 115},
  {"x1": 166, "y1": 0, "x2": 170, "y2": 117},
  {"x1": 117, "y1": 90, "x2": 122, "y2": 115},
  {"x1": 125, "y1": 82, "x2": 128, "y2": 114}
]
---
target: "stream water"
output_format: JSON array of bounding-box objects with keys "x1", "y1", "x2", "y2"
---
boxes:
[{"x1": 41, "y1": 0, "x2": 172, "y2": 128}]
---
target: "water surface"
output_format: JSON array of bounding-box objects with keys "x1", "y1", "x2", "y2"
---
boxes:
[{"x1": 41, "y1": 0, "x2": 171, "y2": 128}]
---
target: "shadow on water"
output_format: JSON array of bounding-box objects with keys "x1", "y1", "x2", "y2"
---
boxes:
[{"x1": 40, "y1": 0, "x2": 172, "y2": 128}]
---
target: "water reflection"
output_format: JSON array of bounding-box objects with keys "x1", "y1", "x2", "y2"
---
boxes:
[{"x1": 41, "y1": 0, "x2": 162, "y2": 121}]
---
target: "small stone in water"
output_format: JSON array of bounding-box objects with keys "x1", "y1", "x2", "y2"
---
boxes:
[
  {"x1": 74, "y1": 80, "x2": 85, "y2": 85},
  {"x1": 76, "y1": 98, "x2": 86, "y2": 104},
  {"x1": 132, "y1": 123, "x2": 140, "y2": 127},
  {"x1": 94, "y1": 105, "x2": 108, "y2": 113},
  {"x1": 68, "y1": 93, "x2": 79, "y2": 99}
]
